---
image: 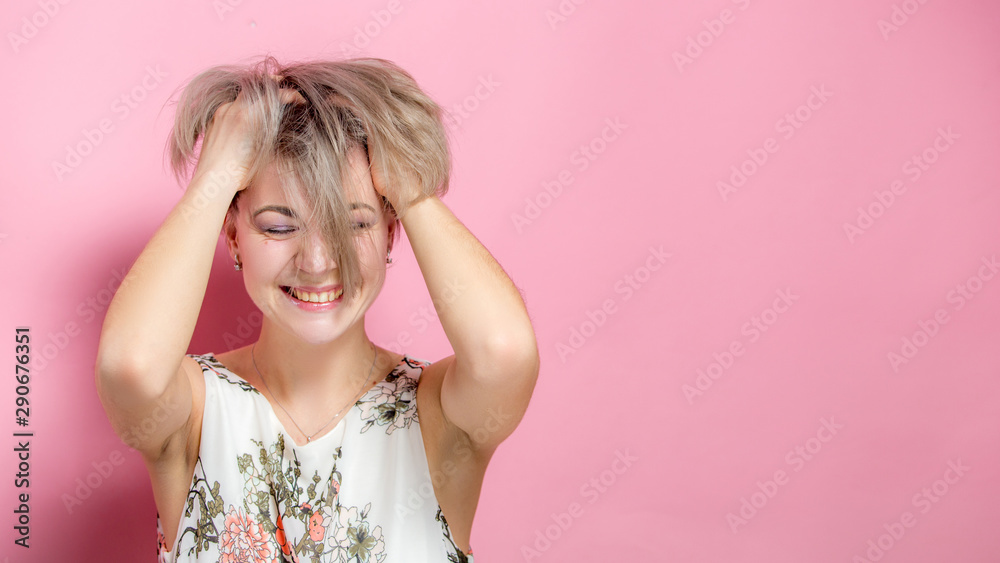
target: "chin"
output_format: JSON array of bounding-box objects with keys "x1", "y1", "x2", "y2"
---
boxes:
[{"x1": 253, "y1": 298, "x2": 354, "y2": 345}]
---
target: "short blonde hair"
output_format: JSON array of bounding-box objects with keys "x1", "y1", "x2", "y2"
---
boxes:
[{"x1": 165, "y1": 54, "x2": 451, "y2": 301}]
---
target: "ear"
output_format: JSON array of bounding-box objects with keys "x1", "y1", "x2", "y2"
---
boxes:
[
  {"x1": 379, "y1": 195, "x2": 399, "y2": 254},
  {"x1": 223, "y1": 205, "x2": 240, "y2": 261},
  {"x1": 386, "y1": 213, "x2": 400, "y2": 255}
]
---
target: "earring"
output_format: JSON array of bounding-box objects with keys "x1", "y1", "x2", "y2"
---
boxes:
[
  {"x1": 386, "y1": 251, "x2": 392, "y2": 265},
  {"x1": 234, "y1": 255, "x2": 242, "y2": 271}
]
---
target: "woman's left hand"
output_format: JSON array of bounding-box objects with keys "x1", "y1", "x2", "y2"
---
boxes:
[{"x1": 367, "y1": 143, "x2": 426, "y2": 218}]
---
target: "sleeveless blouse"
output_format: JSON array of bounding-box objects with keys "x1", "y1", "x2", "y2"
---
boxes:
[{"x1": 155, "y1": 353, "x2": 473, "y2": 563}]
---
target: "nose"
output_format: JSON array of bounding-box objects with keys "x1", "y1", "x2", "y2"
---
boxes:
[{"x1": 294, "y1": 229, "x2": 338, "y2": 274}]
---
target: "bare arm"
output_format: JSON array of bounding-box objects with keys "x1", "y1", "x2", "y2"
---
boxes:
[
  {"x1": 94, "y1": 83, "x2": 268, "y2": 460},
  {"x1": 95, "y1": 174, "x2": 240, "y2": 460},
  {"x1": 398, "y1": 196, "x2": 539, "y2": 455}
]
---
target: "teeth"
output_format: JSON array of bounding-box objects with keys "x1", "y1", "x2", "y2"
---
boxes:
[{"x1": 289, "y1": 287, "x2": 342, "y2": 303}]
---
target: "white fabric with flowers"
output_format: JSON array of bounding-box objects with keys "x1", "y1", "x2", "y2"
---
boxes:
[{"x1": 156, "y1": 352, "x2": 471, "y2": 563}]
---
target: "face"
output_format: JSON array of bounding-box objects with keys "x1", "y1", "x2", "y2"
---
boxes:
[{"x1": 226, "y1": 148, "x2": 396, "y2": 345}]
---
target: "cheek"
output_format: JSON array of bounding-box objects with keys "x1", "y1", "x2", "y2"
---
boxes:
[
  {"x1": 243, "y1": 239, "x2": 296, "y2": 273},
  {"x1": 353, "y1": 237, "x2": 389, "y2": 277}
]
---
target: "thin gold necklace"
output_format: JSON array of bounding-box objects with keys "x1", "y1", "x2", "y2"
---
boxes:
[{"x1": 250, "y1": 342, "x2": 377, "y2": 443}]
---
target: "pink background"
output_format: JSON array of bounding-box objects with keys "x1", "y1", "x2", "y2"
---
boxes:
[{"x1": 2, "y1": 0, "x2": 999, "y2": 561}]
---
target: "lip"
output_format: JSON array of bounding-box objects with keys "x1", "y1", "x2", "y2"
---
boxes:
[{"x1": 281, "y1": 285, "x2": 343, "y2": 311}]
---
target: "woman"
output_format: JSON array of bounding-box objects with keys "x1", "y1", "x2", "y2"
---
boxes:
[{"x1": 94, "y1": 55, "x2": 539, "y2": 562}]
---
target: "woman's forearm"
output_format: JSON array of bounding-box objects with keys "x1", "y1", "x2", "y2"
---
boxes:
[
  {"x1": 399, "y1": 195, "x2": 537, "y2": 370},
  {"x1": 96, "y1": 176, "x2": 238, "y2": 393}
]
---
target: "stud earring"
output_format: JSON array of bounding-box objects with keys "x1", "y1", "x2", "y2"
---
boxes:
[{"x1": 234, "y1": 256, "x2": 242, "y2": 271}]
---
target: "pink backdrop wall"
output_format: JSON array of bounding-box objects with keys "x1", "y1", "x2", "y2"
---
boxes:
[{"x1": 2, "y1": 0, "x2": 999, "y2": 561}]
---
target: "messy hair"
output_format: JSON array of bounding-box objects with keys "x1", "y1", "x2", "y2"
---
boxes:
[{"x1": 164, "y1": 54, "x2": 451, "y2": 301}]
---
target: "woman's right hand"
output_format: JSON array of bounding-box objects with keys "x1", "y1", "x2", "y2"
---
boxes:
[{"x1": 190, "y1": 75, "x2": 307, "y2": 193}]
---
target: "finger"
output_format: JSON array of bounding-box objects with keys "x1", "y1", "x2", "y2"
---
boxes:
[
  {"x1": 267, "y1": 73, "x2": 307, "y2": 105},
  {"x1": 278, "y1": 87, "x2": 307, "y2": 105}
]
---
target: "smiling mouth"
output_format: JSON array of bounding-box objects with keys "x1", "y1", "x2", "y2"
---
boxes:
[{"x1": 281, "y1": 286, "x2": 344, "y2": 303}]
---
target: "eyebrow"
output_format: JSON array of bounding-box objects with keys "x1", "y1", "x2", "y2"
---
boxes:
[
  {"x1": 252, "y1": 205, "x2": 298, "y2": 219},
  {"x1": 252, "y1": 202, "x2": 377, "y2": 219}
]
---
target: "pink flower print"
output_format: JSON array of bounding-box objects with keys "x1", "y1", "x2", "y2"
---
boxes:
[
  {"x1": 218, "y1": 504, "x2": 277, "y2": 563},
  {"x1": 309, "y1": 511, "x2": 326, "y2": 542},
  {"x1": 274, "y1": 513, "x2": 299, "y2": 561},
  {"x1": 157, "y1": 529, "x2": 169, "y2": 554}
]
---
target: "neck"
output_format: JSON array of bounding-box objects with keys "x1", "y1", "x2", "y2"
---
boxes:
[{"x1": 252, "y1": 319, "x2": 378, "y2": 408}]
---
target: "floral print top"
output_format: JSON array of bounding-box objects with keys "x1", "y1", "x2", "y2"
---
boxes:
[{"x1": 156, "y1": 353, "x2": 473, "y2": 563}]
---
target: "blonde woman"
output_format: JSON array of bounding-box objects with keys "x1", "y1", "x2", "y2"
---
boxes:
[{"x1": 95, "y1": 55, "x2": 539, "y2": 562}]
